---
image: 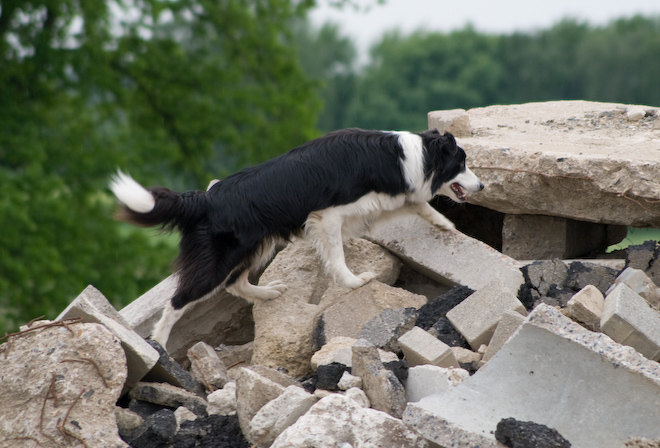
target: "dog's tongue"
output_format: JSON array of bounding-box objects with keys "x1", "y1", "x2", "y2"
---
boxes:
[{"x1": 451, "y1": 183, "x2": 466, "y2": 201}]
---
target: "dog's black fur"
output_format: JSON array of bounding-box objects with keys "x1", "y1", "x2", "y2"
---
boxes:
[{"x1": 116, "y1": 129, "x2": 467, "y2": 310}]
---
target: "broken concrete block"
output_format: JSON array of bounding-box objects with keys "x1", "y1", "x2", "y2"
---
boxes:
[
  {"x1": 207, "y1": 382, "x2": 237, "y2": 416},
  {"x1": 143, "y1": 339, "x2": 205, "y2": 396},
  {"x1": 351, "y1": 339, "x2": 407, "y2": 418},
  {"x1": 251, "y1": 238, "x2": 401, "y2": 377},
  {"x1": 128, "y1": 382, "x2": 208, "y2": 417},
  {"x1": 446, "y1": 280, "x2": 527, "y2": 350},
  {"x1": 235, "y1": 367, "x2": 295, "y2": 436},
  {"x1": 119, "y1": 274, "x2": 255, "y2": 364},
  {"x1": 358, "y1": 307, "x2": 418, "y2": 353},
  {"x1": 608, "y1": 267, "x2": 660, "y2": 308},
  {"x1": 398, "y1": 326, "x2": 459, "y2": 368},
  {"x1": 248, "y1": 385, "x2": 318, "y2": 447},
  {"x1": 0, "y1": 322, "x2": 128, "y2": 447},
  {"x1": 404, "y1": 304, "x2": 660, "y2": 448},
  {"x1": 316, "y1": 281, "x2": 427, "y2": 347},
  {"x1": 452, "y1": 101, "x2": 660, "y2": 228},
  {"x1": 567, "y1": 285, "x2": 605, "y2": 331},
  {"x1": 601, "y1": 283, "x2": 660, "y2": 360},
  {"x1": 187, "y1": 341, "x2": 230, "y2": 392},
  {"x1": 482, "y1": 310, "x2": 526, "y2": 362},
  {"x1": 271, "y1": 394, "x2": 428, "y2": 448},
  {"x1": 310, "y1": 336, "x2": 398, "y2": 369},
  {"x1": 405, "y1": 365, "x2": 469, "y2": 403},
  {"x1": 369, "y1": 214, "x2": 524, "y2": 291},
  {"x1": 428, "y1": 109, "x2": 471, "y2": 137},
  {"x1": 57, "y1": 285, "x2": 159, "y2": 389}
]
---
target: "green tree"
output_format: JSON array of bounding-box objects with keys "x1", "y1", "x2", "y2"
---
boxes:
[
  {"x1": 294, "y1": 21, "x2": 358, "y2": 132},
  {"x1": 342, "y1": 27, "x2": 503, "y2": 131},
  {"x1": 0, "y1": 0, "x2": 321, "y2": 333}
]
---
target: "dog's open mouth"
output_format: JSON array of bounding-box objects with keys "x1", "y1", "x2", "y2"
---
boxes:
[{"x1": 451, "y1": 183, "x2": 467, "y2": 201}]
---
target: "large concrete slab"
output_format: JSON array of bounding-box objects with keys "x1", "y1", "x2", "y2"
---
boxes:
[
  {"x1": 369, "y1": 214, "x2": 524, "y2": 291},
  {"x1": 430, "y1": 101, "x2": 660, "y2": 227},
  {"x1": 404, "y1": 304, "x2": 660, "y2": 448}
]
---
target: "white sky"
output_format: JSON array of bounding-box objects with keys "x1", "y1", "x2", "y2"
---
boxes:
[{"x1": 310, "y1": 0, "x2": 660, "y2": 60}]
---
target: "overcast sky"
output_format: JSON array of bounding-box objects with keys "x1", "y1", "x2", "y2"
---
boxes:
[{"x1": 310, "y1": 0, "x2": 660, "y2": 60}]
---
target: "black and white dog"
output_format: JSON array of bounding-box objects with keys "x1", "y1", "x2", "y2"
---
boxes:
[{"x1": 110, "y1": 129, "x2": 484, "y2": 346}]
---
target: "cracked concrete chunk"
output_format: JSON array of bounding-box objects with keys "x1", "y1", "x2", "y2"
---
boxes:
[
  {"x1": 443, "y1": 100, "x2": 660, "y2": 227},
  {"x1": 369, "y1": 213, "x2": 524, "y2": 291},
  {"x1": 404, "y1": 304, "x2": 660, "y2": 448}
]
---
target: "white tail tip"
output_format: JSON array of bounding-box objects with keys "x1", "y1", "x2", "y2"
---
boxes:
[{"x1": 109, "y1": 170, "x2": 156, "y2": 214}]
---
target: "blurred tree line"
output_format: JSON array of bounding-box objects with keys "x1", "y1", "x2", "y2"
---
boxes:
[
  {"x1": 2, "y1": 0, "x2": 660, "y2": 334},
  {"x1": 304, "y1": 16, "x2": 660, "y2": 132}
]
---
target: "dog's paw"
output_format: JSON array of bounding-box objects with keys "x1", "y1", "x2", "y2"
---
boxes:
[
  {"x1": 346, "y1": 271, "x2": 378, "y2": 288},
  {"x1": 432, "y1": 217, "x2": 456, "y2": 232},
  {"x1": 264, "y1": 280, "x2": 287, "y2": 296}
]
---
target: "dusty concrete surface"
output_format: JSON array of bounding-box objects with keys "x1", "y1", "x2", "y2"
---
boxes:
[{"x1": 431, "y1": 100, "x2": 660, "y2": 227}]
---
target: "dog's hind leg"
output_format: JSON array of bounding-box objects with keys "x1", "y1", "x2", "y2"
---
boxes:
[
  {"x1": 151, "y1": 302, "x2": 188, "y2": 347},
  {"x1": 226, "y1": 269, "x2": 287, "y2": 302},
  {"x1": 226, "y1": 237, "x2": 287, "y2": 302},
  {"x1": 306, "y1": 210, "x2": 376, "y2": 289}
]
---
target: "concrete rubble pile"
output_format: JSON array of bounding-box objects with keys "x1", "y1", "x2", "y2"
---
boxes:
[{"x1": 2, "y1": 101, "x2": 660, "y2": 448}]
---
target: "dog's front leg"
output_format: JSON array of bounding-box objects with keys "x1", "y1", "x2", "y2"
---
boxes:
[
  {"x1": 306, "y1": 210, "x2": 376, "y2": 289},
  {"x1": 408, "y1": 202, "x2": 456, "y2": 231}
]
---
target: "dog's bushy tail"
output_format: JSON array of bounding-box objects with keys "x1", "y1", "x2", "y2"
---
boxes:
[{"x1": 109, "y1": 171, "x2": 207, "y2": 231}]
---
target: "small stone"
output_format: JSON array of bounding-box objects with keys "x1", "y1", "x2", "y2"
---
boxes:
[
  {"x1": 495, "y1": 417, "x2": 571, "y2": 448},
  {"x1": 567, "y1": 285, "x2": 604, "y2": 331},
  {"x1": 128, "y1": 382, "x2": 208, "y2": 417},
  {"x1": 125, "y1": 409, "x2": 177, "y2": 448},
  {"x1": 144, "y1": 339, "x2": 205, "y2": 396},
  {"x1": 337, "y1": 371, "x2": 362, "y2": 390},
  {"x1": 310, "y1": 336, "x2": 398, "y2": 369},
  {"x1": 248, "y1": 385, "x2": 317, "y2": 447},
  {"x1": 358, "y1": 307, "x2": 418, "y2": 353},
  {"x1": 351, "y1": 339, "x2": 407, "y2": 418},
  {"x1": 315, "y1": 362, "x2": 350, "y2": 391},
  {"x1": 207, "y1": 382, "x2": 237, "y2": 416},
  {"x1": 451, "y1": 346, "x2": 481, "y2": 365},
  {"x1": 271, "y1": 395, "x2": 428, "y2": 448},
  {"x1": 344, "y1": 387, "x2": 370, "y2": 408},
  {"x1": 187, "y1": 341, "x2": 230, "y2": 391},
  {"x1": 398, "y1": 326, "x2": 459, "y2": 368},
  {"x1": 626, "y1": 106, "x2": 647, "y2": 121},
  {"x1": 174, "y1": 406, "x2": 197, "y2": 430}
]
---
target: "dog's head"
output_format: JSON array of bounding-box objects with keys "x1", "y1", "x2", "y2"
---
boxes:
[{"x1": 421, "y1": 130, "x2": 484, "y2": 203}]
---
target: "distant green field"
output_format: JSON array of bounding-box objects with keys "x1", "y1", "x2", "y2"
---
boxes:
[{"x1": 608, "y1": 227, "x2": 660, "y2": 252}]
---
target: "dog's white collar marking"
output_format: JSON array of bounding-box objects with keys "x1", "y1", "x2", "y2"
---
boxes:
[
  {"x1": 109, "y1": 171, "x2": 156, "y2": 213},
  {"x1": 394, "y1": 131, "x2": 433, "y2": 202}
]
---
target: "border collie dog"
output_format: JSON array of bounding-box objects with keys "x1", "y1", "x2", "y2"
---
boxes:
[{"x1": 110, "y1": 129, "x2": 484, "y2": 346}]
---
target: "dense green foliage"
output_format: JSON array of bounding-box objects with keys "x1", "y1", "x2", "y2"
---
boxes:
[
  {"x1": 0, "y1": 0, "x2": 319, "y2": 333},
  {"x1": 3, "y1": 1, "x2": 660, "y2": 335},
  {"x1": 305, "y1": 16, "x2": 660, "y2": 132}
]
